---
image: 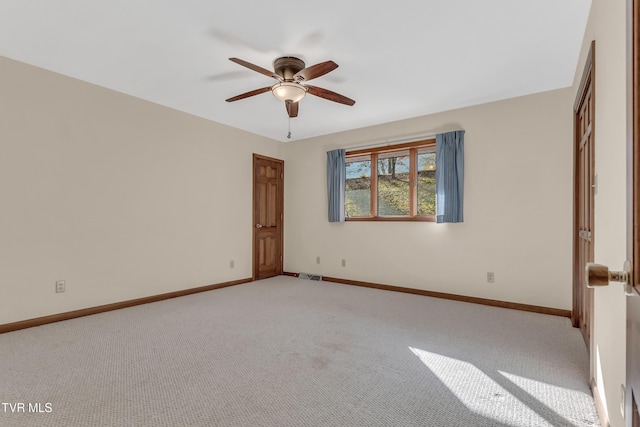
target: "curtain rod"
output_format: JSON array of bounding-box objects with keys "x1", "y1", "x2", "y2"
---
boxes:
[{"x1": 344, "y1": 132, "x2": 438, "y2": 151}]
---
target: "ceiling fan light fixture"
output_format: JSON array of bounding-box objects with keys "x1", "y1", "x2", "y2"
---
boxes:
[{"x1": 272, "y1": 82, "x2": 306, "y2": 103}]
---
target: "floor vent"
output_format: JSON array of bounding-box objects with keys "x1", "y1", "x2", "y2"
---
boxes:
[{"x1": 298, "y1": 273, "x2": 322, "y2": 281}]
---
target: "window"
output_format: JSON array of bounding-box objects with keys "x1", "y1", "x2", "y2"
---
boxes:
[
  {"x1": 345, "y1": 155, "x2": 372, "y2": 217},
  {"x1": 345, "y1": 139, "x2": 436, "y2": 221}
]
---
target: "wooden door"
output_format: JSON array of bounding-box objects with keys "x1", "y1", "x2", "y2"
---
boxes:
[
  {"x1": 253, "y1": 154, "x2": 283, "y2": 280},
  {"x1": 628, "y1": 1, "x2": 640, "y2": 424},
  {"x1": 573, "y1": 41, "x2": 596, "y2": 349}
]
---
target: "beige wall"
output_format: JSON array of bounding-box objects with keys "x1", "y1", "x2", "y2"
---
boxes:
[
  {"x1": 283, "y1": 87, "x2": 574, "y2": 310},
  {"x1": 574, "y1": 0, "x2": 628, "y2": 426},
  {"x1": 0, "y1": 56, "x2": 281, "y2": 325}
]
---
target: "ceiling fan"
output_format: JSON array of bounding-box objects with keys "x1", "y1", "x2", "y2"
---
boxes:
[{"x1": 225, "y1": 56, "x2": 355, "y2": 118}]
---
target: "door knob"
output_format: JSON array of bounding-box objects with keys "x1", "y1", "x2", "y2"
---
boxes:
[
  {"x1": 255, "y1": 224, "x2": 263, "y2": 229},
  {"x1": 586, "y1": 261, "x2": 634, "y2": 295}
]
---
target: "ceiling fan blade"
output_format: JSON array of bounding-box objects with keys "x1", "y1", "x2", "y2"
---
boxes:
[
  {"x1": 295, "y1": 30, "x2": 325, "y2": 51},
  {"x1": 305, "y1": 85, "x2": 356, "y2": 106},
  {"x1": 206, "y1": 70, "x2": 253, "y2": 82},
  {"x1": 229, "y1": 58, "x2": 283, "y2": 81},
  {"x1": 294, "y1": 60, "x2": 338, "y2": 82},
  {"x1": 225, "y1": 86, "x2": 272, "y2": 102},
  {"x1": 286, "y1": 101, "x2": 299, "y2": 118},
  {"x1": 211, "y1": 30, "x2": 268, "y2": 54}
]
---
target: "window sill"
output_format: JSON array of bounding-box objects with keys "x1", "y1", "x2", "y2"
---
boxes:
[{"x1": 346, "y1": 216, "x2": 436, "y2": 222}]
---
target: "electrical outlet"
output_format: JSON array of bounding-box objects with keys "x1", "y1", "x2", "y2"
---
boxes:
[
  {"x1": 230, "y1": 260, "x2": 235, "y2": 269},
  {"x1": 487, "y1": 272, "x2": 495, "y2": 283},
  {"x1": 342, "y1": 259, "x2": 346, "y2": 267},
  {"x1": 55, "y1": 280, "x2": 65, "y2": 293},
  {"x1": 316, "y1": 256, "x2": 320, "y2": 264}
]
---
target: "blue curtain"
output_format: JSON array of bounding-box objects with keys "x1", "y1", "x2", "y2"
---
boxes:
[
  {"x1": 326, "y1": 149, "x2": 346, "y2": 222},
  {"x1": 436, "y1": 131, "x2": 465, "y2": 223}
]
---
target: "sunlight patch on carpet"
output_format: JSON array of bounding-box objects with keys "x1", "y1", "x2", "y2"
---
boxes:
[
  {"x1": 498, "y1": 370, "x2": 600, "y2": 426},
  {"x1": 409, "y1": 347, "x2": 548, "y2": 426}
]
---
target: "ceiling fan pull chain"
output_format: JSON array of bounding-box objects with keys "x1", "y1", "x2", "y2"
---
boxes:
[{"x1": 287, "y1": 116, "x2": 292, "y2": 139}]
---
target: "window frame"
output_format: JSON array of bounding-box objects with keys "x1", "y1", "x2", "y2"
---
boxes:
[{"x1": 345, "y1": 139, "x2": 436, "y2": 222}]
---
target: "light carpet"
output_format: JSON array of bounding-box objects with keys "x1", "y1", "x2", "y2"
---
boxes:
[{"x1": 0, "y1": 276, "x2": 600, "y2": 426}]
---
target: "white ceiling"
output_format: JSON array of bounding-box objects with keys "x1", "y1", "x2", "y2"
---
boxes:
[{"x1": 0, "y1": 1, "x2": 591, "y2": 142}]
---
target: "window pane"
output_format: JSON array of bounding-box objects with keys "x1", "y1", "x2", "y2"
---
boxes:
[
  {"x1": 377, "y1": 151, "x2": 410, "y2": 216},
  {"x1": 417, "y1": 151, "x2": 436, "y2": 216},
  {"x1": 345, "y1": 158, "x2": 371, "y2": 217}
]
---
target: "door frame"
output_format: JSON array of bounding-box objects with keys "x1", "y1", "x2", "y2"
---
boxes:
[
  {"x1": 252, "y1": 153, "x2": 284, "y2": 280},
  {"x1": 627, "y1": 0, "x2": 640, "y2": 424},
  {"x1": 630, "y1": 0, "x2": 640, "y2": 289},
  {"x1": 572, "y1": 40, "x2": 596, "y2": 353}
]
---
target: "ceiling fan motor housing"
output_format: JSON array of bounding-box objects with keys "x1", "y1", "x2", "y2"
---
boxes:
[{"x1": 273, "y1": 56, "x2": 306, "y2": 81}]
